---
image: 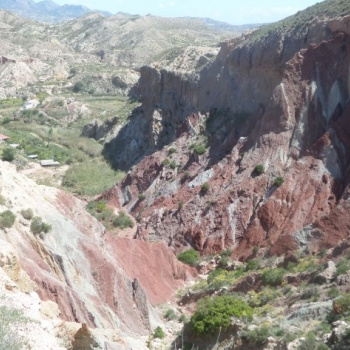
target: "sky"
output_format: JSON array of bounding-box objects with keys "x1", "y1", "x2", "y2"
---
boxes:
[{"x1": 40, "y1": 0, "x2": 322, "y2": 25}]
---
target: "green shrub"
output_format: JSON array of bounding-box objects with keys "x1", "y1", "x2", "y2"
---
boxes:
[
  {"x1": 161, "y1": 158, "x2": 170, "y2": 167},
  {"x1": 219, "y1": 257, "x2": 229, "y2": 268},
  {"x1": 207, "y1": 268, "x2": 225, "y2": 284},
  {"x1": 221, "y1": 250, "x2": 232, "y2": 258},
  {"x1": 2, "y1": 148, "x2": 15, "y2": 162},
  {"x1": 241, "y1": 326, "x2": 270, "y2": 346},
  {"x1": 178, "y1": 201, "x2": 184, "y2": 210},
  {"x1": 138, "y1": 193, "x2": 146, "y2": 201},
  {"x1": 72, "y1": 81, "x2": 84, "y2": 93},
  {"x1": 153, "y1": 326, "x2": 165, "y2": 339},
  {"x1": 246, "y1": 259, "x2": 260, "y2": 271},
  {"x1": 241, "y1": 325, "x2": 291, "y2": 346},
  {"x1": 252, "y1": 246, "x2": 259, "y2": 255},
  {"x1": 183, "y1": 171, "x2": 191, "y2": 181},
  {"x1": 328, "y1": 287, "x2": 340, "y2": 299},
  {"x1": 30, "y1": 216, "x2": 51, "y2": 234},
  {"x1": 248, "y1": 287, "x2": 283, "y2": 307},
  {"x1": 335, "y1": 259, "x2": 350, "y2": 277},
  {"x1": 201, "y1": 182, "x2": 210, "y2": 194},
  {"x1": 0, "y1": 210, "x2": 16, "y2": 228},
  {"x1": 253, "y1": 164, "x2": 264, "y2": 175},
  {"x1": 261, "y1": 268, "x2": 286, "y2": 286},
  {"x1": 334, "y1": 294, "x2": 350, "y2": 315},
  {"x1": 190, "y1": 295, "x2": 253, "y2": 335},
  {"x1": 113, "y1": 211, "x2": 134, "y2": 229},
  {"x1": 0, "y1": 194, "x2": 5, "y2": 205},
  {"x1": 170, "y1": 161, "x2": 177, "y2": 169},
  {"x1": 168, "y1": 147, "x2": 177, "y2": 154},
  {"x1": 298, "y1": 332, "x2": 328, "y2": 350},
  {"x1": 179, "y1": 314, "x2": 188, "y2": 323},
  {"x1": 20, "y1": 208, "x2": 33, "y2": 220},
  {"x1": 273, "y1": 177, "x2": 284, "y2": 186},
  {"x1": 164, "y1": 308, "x2": 177, "y2": 320},
  {"x1": 177, "y1": 249, "x2": 200, "y2": 267},
  {"x1": 193, "y1": 144, "x2": 206, "y2": 155}
]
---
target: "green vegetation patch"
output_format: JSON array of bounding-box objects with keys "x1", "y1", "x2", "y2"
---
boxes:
[
  {"x1": 190, "y1": 295, "x2": 253, "y2": 335},
  {"x1": 30, "y1": 216, "x2": 52, "y2": 234},
  {"x1": 261, "y1": 268, "x2": 286, "y2": 286},
  {"x1": 0, "y1": 210, "x2": 16, "y2": 229},
  {"x1": 113, "y1": 211, "x2": 134, "y2": 229},
  {"x1": 62, "y1": 160, "x2": 125, "y2": 196},
  {"x1": 177, "y1": 248, "x2": 200, "y2": 267}
]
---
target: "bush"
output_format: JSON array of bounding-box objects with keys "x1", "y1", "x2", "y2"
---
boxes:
[
  {"x1": 2, "y1": 148, "x2": 15, "y2": 162},
  {"x1": 113, "y1": 211, "x2": 134, "y2": 229},
  {"x1": 273, "y1": 177, "x2": 284, "y2": 186},
  {"x1": 30, "y1": 216, "x2": 51, "y2": 234},
  {"x1": 254, "y1": 164, "x2": 264, "y2": 175},
  {"x1": 207, "y1": 268, "x2": 226, "y2": 285},
  {"x1": 335, "y1": 259, "x2": 350, "y2": 277},
  {"x1": 178, "y1": 201, "x2": 184, "y2": 210},
  {"x1": 201, "y1": 182, "x2": 210, "y2": 194},
  {"x1": 177, "y1": 249, "x2": 200, "y2": 267},
  {"x1": 72, "y1": 81, "x2": 84, "y2": 93},
  {"x1": 190, "y1": 295, "x2": 253, "y2": 335},
  {"x1": 328, "y1": 287, "x2": 340, "y2": 299},
  {"x1": 193, "y1": 144, "x2": 206, "y2": 155},
  {"x1": 0, "y1": 210, "x2": 16, "y2": 228},
  {"x1": 261, "y1": 268, "x2": 286, "y2": 286},
  {"x1": 138, "y1": 193, "x2": 146, "y2": 201},
  {"x1": 153, "y1": 326, "x2": 165, "y2": 339},
  {"x1": 219, "y1": 257, "x2": 229, "y2": 268},
  {"x1": 20, "y1": 208, "x2": 33, "y2": 220},
  {"x1": 168, "y1": 147, "x2": 177, "y2": 154},
  {"x1": 182, "y1": 171, "x2": 191, "y2": 181},
  {"x1": 164, "y1": 308, "x2": 177, "y2": 320},
  {"x1": 170, "y1": 161, "x2": 177, "y2": 170},
  {"x1": 161, "y1": 158, "x2": 170, "y2": 167},
  {"x1": 0, "y1": 194, "x2": 5, "y2": 205},
  {"x1": 246, "y1": 259, "x2": 260, "y2": 271}
]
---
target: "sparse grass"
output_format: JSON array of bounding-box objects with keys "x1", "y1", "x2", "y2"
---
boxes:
[{"x1": 0, "y1": 306, "x2": 30, "y2": 349}]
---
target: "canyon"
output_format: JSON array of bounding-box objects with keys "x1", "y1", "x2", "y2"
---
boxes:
[{"x1": 1, "y1": 0, "x2": 350, "y2": 349}]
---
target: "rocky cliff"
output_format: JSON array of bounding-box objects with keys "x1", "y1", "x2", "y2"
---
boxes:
[
  {"x1": 105, "y1": 0, "x2": 350, "y2": 260},
  {"x1": 0, "y1": 161, "x2": 195, "y2": 348}
]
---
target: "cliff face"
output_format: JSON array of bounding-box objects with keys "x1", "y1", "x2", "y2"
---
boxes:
[
  {"x1": 0, "y1": 161, "x2": 195, "y2": 348},
  {"x1": 106, "y1": 13, "x2": 350, "y2": 259}
]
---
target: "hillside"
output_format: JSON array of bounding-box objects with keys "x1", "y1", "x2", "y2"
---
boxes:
[
  {"x1": 93, "y1": 1, "x2": 350, "y2": 346},
  {"x1": 0, "y1": 10, "x2": 250, "y2": 99},
  {"x1": 3, "y1": 0, "x2": 350, "y2": 349}
]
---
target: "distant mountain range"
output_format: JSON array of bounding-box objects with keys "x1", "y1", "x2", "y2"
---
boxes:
[
  {"x1": 0, "y1": 0, "x2": 112, "y2": 22},
  {"x1": 0, "y1": 0, "x2": 259, "y2": 32}
]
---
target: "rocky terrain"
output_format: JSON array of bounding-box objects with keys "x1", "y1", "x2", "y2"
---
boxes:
[
  {"x1": 2, "y1": 0, "x2": 350, "y2": 349},
  {"x1": 103, "y1": 0, "x2": 350, "y2": 261},
  {"x1": 0, "y1": 160, "x2": 196, "y2": 349},
  {"x1": 0, "y1": 9, "x2": 252, "y2": 99}
]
